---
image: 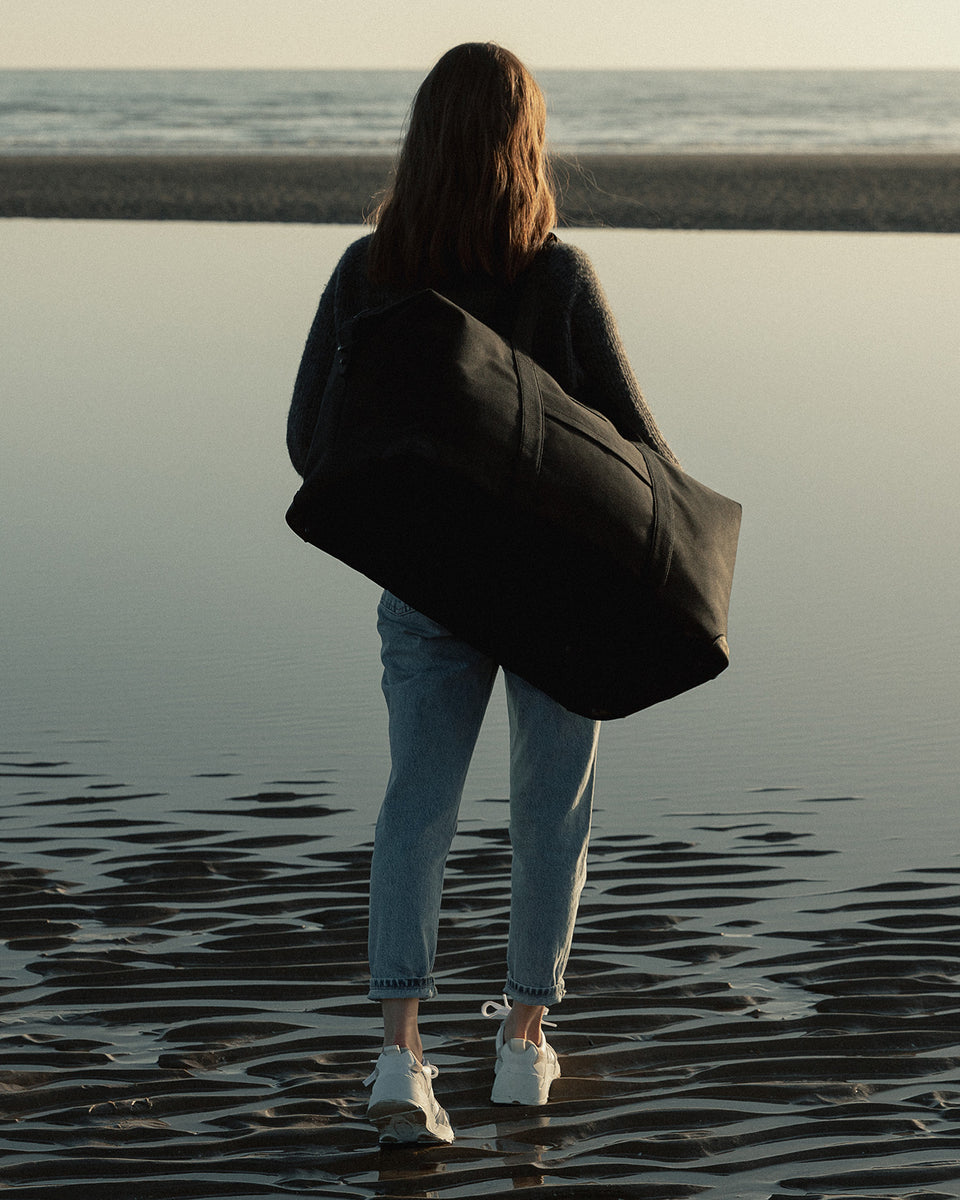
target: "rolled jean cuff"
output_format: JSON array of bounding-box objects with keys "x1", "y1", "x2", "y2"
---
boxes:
[
  {"x1": 368, "y1": 976, "x2": 437, "y2": 1001},
  {"x1": 505, "y1": 975, "x2": 565, "y2": 1007}
]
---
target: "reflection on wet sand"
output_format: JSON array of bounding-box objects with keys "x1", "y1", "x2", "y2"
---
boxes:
[{"x1": 2, "y1": 756, "x2": 959, "y2": 1199}]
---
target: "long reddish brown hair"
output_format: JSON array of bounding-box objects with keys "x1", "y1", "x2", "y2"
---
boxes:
[{"x1": 368, "y1": 43, "x2": 556, "y2": 288}]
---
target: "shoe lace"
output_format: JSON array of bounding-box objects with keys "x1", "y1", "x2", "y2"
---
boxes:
[
  {"x1": 363, "y1": 1052, "x2": 440, "y2": 1088},
  {"x1": 480, "y1": 993, "x2": 557, "y2": 1027}
]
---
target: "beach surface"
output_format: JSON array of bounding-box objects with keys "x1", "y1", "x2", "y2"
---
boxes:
[
  {"x1": 2, "y1": 152, "x2": 959, "y2": 230},
  {"x1": 3, "y1": 769, "x2": 960, "y2": 1199}
]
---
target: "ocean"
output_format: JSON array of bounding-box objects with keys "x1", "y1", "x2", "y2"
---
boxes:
[{"x1": 1, "y1": 68, "x2": 958, "y2": 155}]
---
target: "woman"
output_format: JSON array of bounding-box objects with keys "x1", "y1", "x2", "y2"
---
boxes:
[{"x1": 287, "y1": 43, "x2": 677, "y2": 1145}]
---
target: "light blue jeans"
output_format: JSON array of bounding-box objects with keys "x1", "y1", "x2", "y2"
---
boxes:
[{"x1": 368, "y1": 590, "x2": 601, "y2": 1007}]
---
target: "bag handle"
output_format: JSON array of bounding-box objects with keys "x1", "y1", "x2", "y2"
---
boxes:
[
  {"x1": 512, "y1": 345, "x2": 545, "y2": 489},
  {"x1": 636, "y1": 443, "x2": 673, "y2": 594}
]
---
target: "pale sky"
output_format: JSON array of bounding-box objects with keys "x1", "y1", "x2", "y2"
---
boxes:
[{"x1": 3, "y1": 0, "x2": 960, "y2": 70}]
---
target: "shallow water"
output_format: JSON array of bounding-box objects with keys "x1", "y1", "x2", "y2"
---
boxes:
[{"x1": 2, "y1": 222, "x2": 959, "y2": 1197}]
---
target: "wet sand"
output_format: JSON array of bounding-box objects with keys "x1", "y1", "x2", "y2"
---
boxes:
[
  {"x1": 2, "y1": 758, "x2": 959, "y2": 1199},
  {"x1": 2, "y1": 152, "x2": 959, "y2": 230}
]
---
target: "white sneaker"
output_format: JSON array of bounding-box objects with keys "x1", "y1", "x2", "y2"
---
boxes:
[
  {"x1": 482, "y1": 995, "x2": 561, "y2": 1105},
  {"x1": 364, "y1": 1045, "x2": 455, "y2": 1144}
]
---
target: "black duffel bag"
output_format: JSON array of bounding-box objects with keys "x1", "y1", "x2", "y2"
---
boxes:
[{"x1": 286, "y1": 287, "x2": 741, "y2": 719}]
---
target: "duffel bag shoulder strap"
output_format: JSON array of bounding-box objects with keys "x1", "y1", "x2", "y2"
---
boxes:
[
  {"x1": 509, "y1": 237, "x2": 560, "y2": 490},
  {"x1": 510, "y1": 232, "x2": 557, "y2": 355}
]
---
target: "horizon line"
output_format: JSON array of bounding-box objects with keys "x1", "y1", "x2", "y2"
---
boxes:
[{"x1": 3, "y1": 63, "x2": 959, "y2": 73}]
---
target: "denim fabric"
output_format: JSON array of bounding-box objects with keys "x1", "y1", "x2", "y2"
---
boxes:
[{"x1": 368, "y1": 591, "x2": 600, "y2": 1006}]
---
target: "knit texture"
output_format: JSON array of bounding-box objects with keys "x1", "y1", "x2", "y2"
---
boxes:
[{"x1": 286, "y1": 234, "x2": 677, "y2": 477}]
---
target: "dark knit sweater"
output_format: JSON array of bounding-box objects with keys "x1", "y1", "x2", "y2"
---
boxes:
[{"x1": 286, "y1": 234, "x2": 677, "y2": 476}]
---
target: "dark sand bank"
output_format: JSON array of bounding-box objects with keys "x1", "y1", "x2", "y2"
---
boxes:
[
  {"x1": 2, "y1": 152, "x2": 959, "y2": 231},
  {"x1": 2, "y1": 756, "x2": 960, "y2": 1198}
]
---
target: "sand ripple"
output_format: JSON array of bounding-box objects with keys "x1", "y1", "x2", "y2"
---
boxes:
[{"x1": 2, "y1": 756, "x2": 959, "y2": 1198}]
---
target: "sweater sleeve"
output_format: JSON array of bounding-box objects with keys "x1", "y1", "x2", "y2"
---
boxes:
[
  {"x1": 559, "y1": 245, "x2": 680, "y2": 466},
  {"x1": 286, "y1": 236, "x2": 373, "y2": 477}
]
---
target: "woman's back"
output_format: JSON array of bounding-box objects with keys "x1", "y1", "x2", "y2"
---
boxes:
[{"x1": 287, "y1": 232, "x2": 677, "y2": 474}]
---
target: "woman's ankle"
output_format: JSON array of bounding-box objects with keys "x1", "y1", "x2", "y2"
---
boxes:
[
  {"x1": 382, "y1": 998, "x2": 422, "y2": 1062},
  {"x1": 504, "y1": 1002, "x2": 546, "y2": 1045}
]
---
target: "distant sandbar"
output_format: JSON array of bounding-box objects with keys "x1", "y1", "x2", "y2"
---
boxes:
[{"x1": 1, "y1": 152, "x2": 958, "y2": 231}]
